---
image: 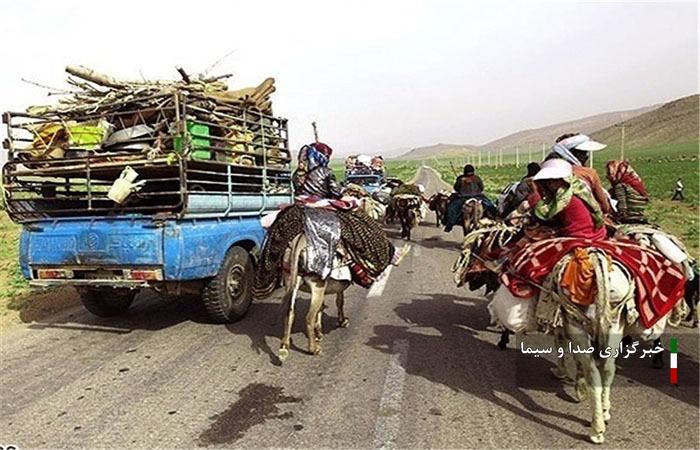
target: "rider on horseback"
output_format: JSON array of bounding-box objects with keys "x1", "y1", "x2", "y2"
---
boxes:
[{"x1": 444, "y1": 164, "x2": 497, "y2": 232}]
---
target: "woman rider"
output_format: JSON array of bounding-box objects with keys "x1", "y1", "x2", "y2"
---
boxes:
[
  {"x1": 532, "y1": 158, "x2": 606, "y2": 240},
  {"x1": 605, "y1": 160, "x2": 649, "y2": 224},
  {"x1": 292, "y1": 142, "x2": 342, "y2": 199}
]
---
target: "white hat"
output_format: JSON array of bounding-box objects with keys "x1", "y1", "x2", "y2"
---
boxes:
[
  {"x1": 532, "y1": 158, "x2": 572, "y2": 181},
  {"x1": 561, "y1": 134, "x2": 607, "y2": 152}
]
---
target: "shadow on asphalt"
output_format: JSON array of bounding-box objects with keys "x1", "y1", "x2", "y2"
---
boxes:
[
  {"x1": 367, "y1": 292, "x2": 598, "y2": 441},
  {"x1": 25, "y1": 290, "x2": 212, "y2": 334},
  {"x1": 224, "y1": 296, "x2": 349, "y2": 366}
]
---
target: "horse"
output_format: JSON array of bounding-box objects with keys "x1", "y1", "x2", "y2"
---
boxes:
[
  {"x1": 278, "y1": 234, "x2": 352, "y2": 362},
  {"x1": 427, "y1": 191, "x2": 450, "y2": 227},
  {"x1": 393, "y1": 195, "x2": 422, "y2": 240}
]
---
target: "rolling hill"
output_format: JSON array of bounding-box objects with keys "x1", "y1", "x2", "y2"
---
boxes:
[
  {"x1": 395, "y1": 143, "x2": 480, "y2": 160},
  {"x1": 591, "y1": 94, "x2": 699, "y2": 152},
  {"x1": 394, "y1": 100, "x2": 674, "y2": 160}
]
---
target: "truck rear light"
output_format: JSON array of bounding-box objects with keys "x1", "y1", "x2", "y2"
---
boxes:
[
  {"x1": 37, "y1": 269, "x2": 74, "y2": 279},
  {"x1": 126, "y1": 269, "x2": 163, "y2": 281}
]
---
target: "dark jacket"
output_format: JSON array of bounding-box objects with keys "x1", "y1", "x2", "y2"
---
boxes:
[
  {"x1": 453, "y1": 175, "x2": 484, "y2": 196},
  {"x1": 293, "y1": 166, "x2": 342, "y2": 199}
]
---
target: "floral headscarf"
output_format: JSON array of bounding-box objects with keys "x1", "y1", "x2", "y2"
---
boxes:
[{"x1": 606, "y1": 160, "x2": 648, "y2": 198}]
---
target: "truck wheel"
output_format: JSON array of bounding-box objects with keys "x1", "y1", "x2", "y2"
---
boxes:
[
  {"x1": 78, "y1": 288, "x2": 136, "y2": 317},
  {"x1": 202, "y1": 246, "x2": 254, "y2": 323}
]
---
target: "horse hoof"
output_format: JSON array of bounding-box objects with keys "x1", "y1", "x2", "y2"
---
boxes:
[
  {"x1": 278, "y1": 347, "x2": 289, "y2": 362},
  {"x1": 549, "y1": 366, "x2": 567, "y2": 381},
  {"x1": 310, "y1": 347, "x2": 322, "y2": 356},
  {"x1": 338, "y1": 318, "x2": 350, "y2": 328},
  {"x1": 589, "y1": 433, "x2": 605, "y2": 444},
  {"x1": 574, "y1": 383, "x2": 588, "y2": 403},
  {"x1": 497, "y1": 340, "x2": 508, "y2": 350},
  {"x1": 603, "y1": 410, "x2": 611, "y2": 423}
]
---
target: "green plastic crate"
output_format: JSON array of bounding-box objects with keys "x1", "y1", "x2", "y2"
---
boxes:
[{"x1": 173, "y1": 122, "x2": 211, "y2": 160}]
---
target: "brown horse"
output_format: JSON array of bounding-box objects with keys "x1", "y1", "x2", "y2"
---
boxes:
[{"x1": 428, "y1": 191, "x2": 450, "y2": 227}]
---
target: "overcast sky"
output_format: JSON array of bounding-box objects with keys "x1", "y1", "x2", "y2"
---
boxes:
[{"x1": 0, "y1": 0, "x2": 697, "y2": 158}]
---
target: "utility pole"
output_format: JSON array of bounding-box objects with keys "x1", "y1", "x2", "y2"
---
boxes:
[
  {"x1": 528, "y1": 144, "x2": 532, "y2": 163},
  {"x1": 498, "y1": 148, "x2": 503, "y2": 167},
  {"x1": 478, "y1": 149, "x2": 482, "y2": 166},
  {"x1": 515, "y1": 146, "x2": 520, "y2": 168},
  {"x1": 311, "y1": 121, "x2": 319, "y2": 142},
  {"x1": 616, "y1": 123, "x2": 626, "y2": 160},
  {"x1": 487, "y1": 150, "x2": 491, "y2": 166},
  {"x1": 541, "y1": 142, "x2": 545, "y2": 160}
]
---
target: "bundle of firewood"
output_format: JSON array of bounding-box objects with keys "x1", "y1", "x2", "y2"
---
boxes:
[{"x1": 26, "y1": 65, "x2": 276, "y2": 117}]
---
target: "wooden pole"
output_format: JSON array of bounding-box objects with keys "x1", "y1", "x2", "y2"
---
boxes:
[
  {"x1": 499, "y1": 148, "x2": 503, "y2": 167},
  {"x1": 312, "y1": 121, "x2": 319, "y2": 142},
  {"x1": 515, "y1": 146, "x2": 520, "y2": 168},
  {"x1": 621, "y1": 124, "x2": 626, "y2": 160},
  {"x1": 478, "y1": 149, "x2": 482, "y2": 167},
  {"x1": 528, "y1": 144, "x2": 532, "y2": 163},
  {"x1": 487, "y1": 150, "x2": 491, "y2": 166},
  {"x1": 541, "y1": 142, "x2": 545, "y2": 160}
]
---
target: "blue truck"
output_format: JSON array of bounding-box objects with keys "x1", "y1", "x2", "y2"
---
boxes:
[{"x1": 2, "y1": 89, "x2": 292, "y2": 322}]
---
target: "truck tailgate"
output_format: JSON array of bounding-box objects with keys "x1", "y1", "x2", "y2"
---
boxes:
[{"x1": 25, "y1": 219, "x2": 163, "y2": 266}]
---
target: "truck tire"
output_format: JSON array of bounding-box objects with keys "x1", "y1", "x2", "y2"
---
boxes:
[
  {"x1": 78, "y1": 287, "x2": 136, "y2": 317},
  {"x1": 202, "y1": 246, "x2": 254, "y2": 323}
]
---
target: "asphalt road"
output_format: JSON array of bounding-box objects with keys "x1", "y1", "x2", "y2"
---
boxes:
[{"x1": 1, "y1": 166, "x2": 698, "y2": 449}]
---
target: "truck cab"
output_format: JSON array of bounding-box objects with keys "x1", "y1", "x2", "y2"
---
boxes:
[
  {"x1": 3, "y1": 91, "x2": 292, "y2": 323},
  {"x1": 345, "y1": 173, "x2": 384, "y2": 194}
]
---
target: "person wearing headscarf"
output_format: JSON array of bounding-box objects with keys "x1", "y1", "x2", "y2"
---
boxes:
[
  {"x1": 546, "y1": 133, "x2": 612, "y2": 215},
  {"x1": 606, "y1": 160, "x2": 649, "y2": 223},
  {"x1": 292, "y1": 142, "x2": 342, "y2": 199},
  {"x1": 532, "y1": 158, "x2": 606, "y2": 240}
]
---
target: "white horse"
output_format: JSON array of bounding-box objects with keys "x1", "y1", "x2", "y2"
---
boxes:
[{"x1": 278, "y1": 235, "x2": 352, "y2": 362}]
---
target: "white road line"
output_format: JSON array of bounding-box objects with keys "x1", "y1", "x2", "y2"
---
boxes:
[
  {"x1": 368, "y1": 265, "x2": 393, "y2": 298},
  {"x1": 373, "y1": 339, "x2": 409, "y2": 449}
]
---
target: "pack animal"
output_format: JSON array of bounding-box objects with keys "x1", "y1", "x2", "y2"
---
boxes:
[
  {"x1": 278, "y1": 235, "x2": 351, "y2": 362},
  {"x1": 428, "y1": 192, "x2": 450, "y2": 227},
  {"x1": 394, "y1": 195, "x2": 422, "y2": 240},
  {"x1": 461, "y1": 198, "x2": 484, "y2": 235}
]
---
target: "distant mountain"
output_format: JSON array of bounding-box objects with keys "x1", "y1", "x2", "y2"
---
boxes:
[
  {"x1": 394, "y1": 102, "x2": 663, "y2": 160},
  {"x1": 591, "y1": 94, "x2": 699, "y2": 151},
  {"x1": 395, "y1": 143, "x2": 480, "y2": 160}
]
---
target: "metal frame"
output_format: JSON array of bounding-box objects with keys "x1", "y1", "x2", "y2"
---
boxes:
[{"x1": 2, "y1": 91, "x2": 293, "y2": 223}]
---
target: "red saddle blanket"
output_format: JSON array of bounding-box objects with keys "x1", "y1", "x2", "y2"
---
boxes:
[{"x1": 501, "y1": 237, "x2": 686, "y2": 328}]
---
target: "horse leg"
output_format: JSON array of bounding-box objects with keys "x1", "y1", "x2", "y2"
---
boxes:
[
  {"x1": 336, "y1": 290, "x2": 349, "y2": 328},
  {"x1": 314, "y1": 304, "x2": 324, "y2": 342},
  {"x1": 497, "y1": 329, "x2": 511, "y2": 350},
  {"x1": 278, "y1": 276, "x2": 301, "y2": 362},
  {"x1": 306, "y1": 280, "x2": 326, "y2": 355},
  {"x1": 568, "y1": 322, "x2": 605, "y2": 443}
]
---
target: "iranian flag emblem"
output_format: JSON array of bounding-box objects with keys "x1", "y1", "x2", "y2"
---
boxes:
[{"x1": 670, "y1": 338, "x2": 678, "y2": 385}]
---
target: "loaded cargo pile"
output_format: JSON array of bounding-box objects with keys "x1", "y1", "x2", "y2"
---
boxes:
[{"x1": 2, "y1": 66, "x2": 292, "y2": 221}]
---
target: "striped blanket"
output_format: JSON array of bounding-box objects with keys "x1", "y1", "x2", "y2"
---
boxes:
[{"x1": 501, "y1": 237, "x2": 686, "y2": 328}]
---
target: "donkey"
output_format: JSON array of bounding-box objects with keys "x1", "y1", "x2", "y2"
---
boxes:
[
  {"x1": 461, "y1": 198, "x2": 484, "y2": 236},
  {"x1": 278, "y1": 234, "x2": 352, "y2": 362},
  {"x1": 393, "y1": 195, "x2": 422, "y2": 240},
  {"x1": 428, "y1": 192, "x2": 450, "y2": 227}
]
